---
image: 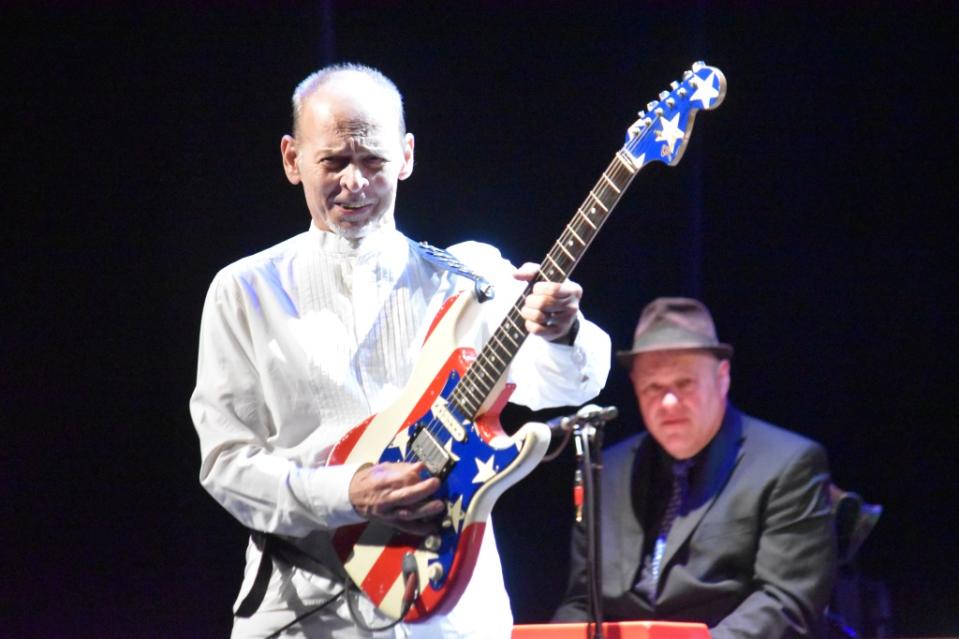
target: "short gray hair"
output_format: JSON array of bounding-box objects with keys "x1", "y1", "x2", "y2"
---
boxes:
[{"x1": 291, "y1": 63, "x2": 406, "y2": 138}]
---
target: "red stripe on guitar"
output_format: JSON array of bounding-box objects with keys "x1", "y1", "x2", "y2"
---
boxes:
[
  {"x1": 331, "y1": 523, "x2": 368, "y2": 564},
  {"x1": 405, "y1": 522, "x2": 486, "y2": 622},
  {"x1": 359, "y1": 533, "x2": 423, "y2": 605},
  {"x1": 328, "y1": 414, "x2": 375, "y2": 465},
  {"x1": 473, "y1": 383, "x2": 515, "y2": 444}
]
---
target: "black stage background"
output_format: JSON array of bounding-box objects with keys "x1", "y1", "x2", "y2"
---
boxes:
[{"x1": 4, "y1": 3, "x2": 957, "y2": 637}]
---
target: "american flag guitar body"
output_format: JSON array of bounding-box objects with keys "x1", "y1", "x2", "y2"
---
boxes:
[{"x1": 327, "y1": 62, "x2": 726, "y2": 623}]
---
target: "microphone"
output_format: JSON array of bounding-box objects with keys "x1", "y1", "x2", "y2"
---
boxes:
[{"x1": 547, "y1": 404, "x2": 619, "y2": 434}]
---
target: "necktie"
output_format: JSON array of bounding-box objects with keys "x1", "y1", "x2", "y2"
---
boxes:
[{"x1": 636, "y1": 458, "x2": 693, "y2": 598}]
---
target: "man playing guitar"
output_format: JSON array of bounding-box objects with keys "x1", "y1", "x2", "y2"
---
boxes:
[{"x1": 190, "y1": 62, "x2": 611, "y2": 638}]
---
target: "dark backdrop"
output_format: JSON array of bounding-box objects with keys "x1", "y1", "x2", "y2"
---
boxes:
[{"x1": 4, "y1": 2, "x2": 957, "y2": 637}]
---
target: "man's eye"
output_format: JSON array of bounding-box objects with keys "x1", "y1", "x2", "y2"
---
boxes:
[
  {"x1": 321, "y1": 158, "x2": 348, "y2": 169},
  {"x1": 364, "y1": 157, "x2": 386, "y2": 168}
]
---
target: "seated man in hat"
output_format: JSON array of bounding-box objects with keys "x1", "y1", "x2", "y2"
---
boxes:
[{"x1": 553, "y1": 298, "x2": 837, "y2": 638}]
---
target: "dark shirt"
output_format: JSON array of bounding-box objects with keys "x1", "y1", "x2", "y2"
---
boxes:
[{"x1": 636, "y1": 446, "x2": 706, "y2": 603}]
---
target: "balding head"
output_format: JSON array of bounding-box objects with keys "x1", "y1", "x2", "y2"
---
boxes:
[{"x1": 291, "y1": 63, "x2": 406, "y2": 141}]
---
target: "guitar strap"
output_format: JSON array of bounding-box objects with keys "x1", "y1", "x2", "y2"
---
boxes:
[
  {"x1": 235, "y1": 531, "x2": 346, "y2": 618},
  {"x1": 235, "y1": 238, "x2": 494, "y2": 620},
  {"x1": 412, "y1": 239, "x2": 496, "y2": 302}
]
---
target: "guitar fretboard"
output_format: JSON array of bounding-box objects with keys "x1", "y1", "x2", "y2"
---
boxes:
[{"x1": 449, "y1": 150, "x2": 640, "y2": 418}]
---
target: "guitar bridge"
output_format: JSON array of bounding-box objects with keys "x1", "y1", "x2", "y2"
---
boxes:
[{"x1": 410, "y1": 426, "x2": 455, "y2": 479}]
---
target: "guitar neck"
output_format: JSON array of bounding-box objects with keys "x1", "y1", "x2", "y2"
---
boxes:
[{"x1": 449, "y1": 150, "x2": 640, "y2": 418}]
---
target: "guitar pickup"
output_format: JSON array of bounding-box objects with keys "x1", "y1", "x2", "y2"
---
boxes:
[
  {"x1": 431, "y1": 397, "x2": 468, "y2": 442},
  {"x1": 410, "y1": 426, "x2": 456, "y2": 479}
]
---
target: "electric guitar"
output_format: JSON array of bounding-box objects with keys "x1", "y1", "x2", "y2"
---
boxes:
[{"x1": 327, "y1": 61, "x2": 726, "y2": 622}]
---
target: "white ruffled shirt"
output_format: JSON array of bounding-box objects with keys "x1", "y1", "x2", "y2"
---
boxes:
[{"x1": 190, "y1": 223, "x2": 611, "y2": 637}]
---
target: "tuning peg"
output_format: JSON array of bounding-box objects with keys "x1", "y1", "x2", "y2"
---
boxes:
[
  {"x1": 658, "y1": 90, "x2": 669, "y2": 100},
  {"x1": 670, "y1": 81, "x2": 679, "y2": 90},
  {"x1": 636, "y1": 110, "x2": 646, "y2": 119},
  {"x1": 692, "y1": 60, "x2": 705, "y2": 71},
  {"x1": 646, "y1": 100, "x2": 658, "y2": 111},
  {"x1": 683, "y1": 70, "x2": 693, "y2": 81}
]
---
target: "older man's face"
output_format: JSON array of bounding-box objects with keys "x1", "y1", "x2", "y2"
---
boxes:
[
  {"x1": 281, "y1": 76, "x2": 414, "y2": 239},
  {"x1": 630, "y1": 349, "x2": 730, "y2": 460}
]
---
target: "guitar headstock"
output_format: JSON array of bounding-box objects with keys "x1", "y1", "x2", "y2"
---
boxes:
[{"x1": 622, "y1": 61, "x2": 726, "y2": 169}]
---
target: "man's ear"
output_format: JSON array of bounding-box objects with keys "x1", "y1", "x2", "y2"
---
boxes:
[
  {"x1": 280, "y1": 134, "x2": 301, "y2": 185},
  {"x1": 717, "y1": 358, "x2": 731, "y2": 398},
  {"x1": 398, "y1": 132, "x2": 415, "y2": 180}
]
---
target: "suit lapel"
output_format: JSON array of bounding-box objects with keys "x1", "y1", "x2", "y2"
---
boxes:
[{"x1": 659, "y1": 406, "x2": 745, "y2": 577}]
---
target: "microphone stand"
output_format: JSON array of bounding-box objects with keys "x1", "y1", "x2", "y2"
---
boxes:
[{"x1": 573, "y1": 418, "x2": 606, "y2": 639}]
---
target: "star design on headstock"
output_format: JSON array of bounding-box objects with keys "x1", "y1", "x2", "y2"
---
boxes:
[
  {"x1": 690, "y1": 71, "x2": 720, "y2": 108},
  {"x1": 627, "y1": 152, "x2": 646, "y2": 171},
  {"x1": 655, "y1": 113, "x2": 685, "y2": 155},
  {"x1": 472, "y1": 455, "x2": 497, "y2": 484}
]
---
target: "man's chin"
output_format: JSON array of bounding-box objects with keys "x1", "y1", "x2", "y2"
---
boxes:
[
  {"x1": 331, "y1": 212, "x2": 393, "y2": 240},
  {"x1": 331, "y1": 218, "x2": 376, "y2": 240}
]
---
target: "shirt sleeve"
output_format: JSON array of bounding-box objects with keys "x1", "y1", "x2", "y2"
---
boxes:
[
  {"x1": 189, "y1": 270, "x2": 366, "y2": 537},
  {"x1": 507, "y1": 315, "x2": 611, "y2": 410}
]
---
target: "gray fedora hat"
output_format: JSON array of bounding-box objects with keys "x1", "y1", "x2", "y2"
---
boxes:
[{"x1": 615, "y1": 297, "x2": 733, "y2": 368}]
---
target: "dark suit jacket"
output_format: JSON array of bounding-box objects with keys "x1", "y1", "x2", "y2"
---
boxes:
[{"x1": 553, "y1": 405, "x2": 837, "y2": 639}]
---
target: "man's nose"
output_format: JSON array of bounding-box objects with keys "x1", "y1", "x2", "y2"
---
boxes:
[
  {"x1": 661, "y1": 391, "x2": 679, "y2": 408},
  {"x1": 341, "y1": 164, "x2": 368, "y2": 192}
]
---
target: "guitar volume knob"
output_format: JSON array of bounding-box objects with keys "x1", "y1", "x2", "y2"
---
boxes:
[{"x1": 428, "y1": 562, "x2": 445, "y2": 583}]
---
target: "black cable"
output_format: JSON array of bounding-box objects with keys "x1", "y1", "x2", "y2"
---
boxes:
[
  {"x1": 345, "y1": 551, "x2": 420, "y2": 633},
  {"x1": 264, "y1": 587, "x2": 345, "y2": 639}
]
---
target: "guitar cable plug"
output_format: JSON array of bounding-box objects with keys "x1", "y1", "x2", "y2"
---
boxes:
[{"x1": 401, "y1": 551, "x2": 420, "y2": 605}]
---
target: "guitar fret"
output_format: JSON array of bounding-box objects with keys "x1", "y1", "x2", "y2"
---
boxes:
[
  {"x1": 449, "y1": 392, "x2": 475, "y2": 417},
  {"x1": 601, "y1": 172, "x2": 622, "y2": 193},
  {"x1": 488, "y1": 342, "x2": 511, "y2": 369},
  {"x1": 586, "y1": 191, "x2": 609, "y2": 212},
  {"x1": 503, "y1": 314, "x2": 526, "y2": 350},
  {"x1": 473, "y1": 360, "x2": 500, "y2": 388},
  {"x1": 483, "y1": 334, "x2": 517, "y2": 373},
  {"x1": 489, "y1": 340, "x2": 515, "y2": 371},
  {"x1": 543, "y1": 253, "x2": 567, "y2": 280},
  {"x1": 505, "y1": 312, "x2": 526, "y2": 337},
  {"x1": 579, "y1": 207, "x2": 599, "y2": 230},
  {"x1": 565, "y1": 225, "x2": 586, "y2": 246},
  {"x1": 614, "y1": 151, "x2": 638, "y2": 174},
  {"x1": 461, "y1": 373, "x2": 488, "y2": 402},
  {"x1": 497, "y1": 326, "x2": 520, "y2": 349},
  {"x1": 554, "y1": 239, "x2": 575, "y2": 260}
]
